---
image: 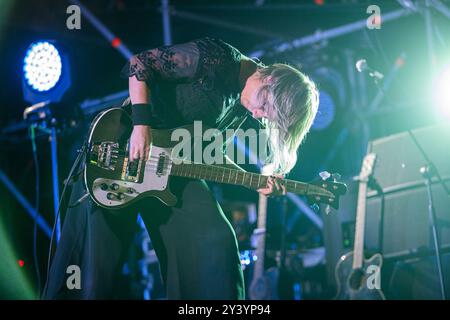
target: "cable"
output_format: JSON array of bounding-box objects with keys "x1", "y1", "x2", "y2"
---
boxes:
[
  {"x1": 29, "y1": 125, "x2": 42, "y2": 298},
  {"x1": 41, "y1": 138, "x2": 88, "y2": 299}
]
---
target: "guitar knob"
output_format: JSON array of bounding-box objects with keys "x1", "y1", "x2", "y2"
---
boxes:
[
  {"x1": 110, "y1": 183, "x2": 119, "y2": 191},
  {"x1": 100, "y1": 183, "x2": 108, "y2": 191},
  {"x1": 332, "y1": 173, "x2": 341, "y2": 181},
  {"x1": 126, "y1": 187, "x2": 135, "y2": 194},
  {"x1": 106, "y1": 193, "x2": 116, "y2": 200},
  {"x1": 319, "y1": 171, "x2": 331, "y2": 181},
  {"x1": 117, "y1": 193, "x2": 125, "y2": 200}
]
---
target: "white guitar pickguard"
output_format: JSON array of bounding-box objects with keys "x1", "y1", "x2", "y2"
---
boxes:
[{"x1": 92, "y1": 146, "x2": 173, "y2": 207}]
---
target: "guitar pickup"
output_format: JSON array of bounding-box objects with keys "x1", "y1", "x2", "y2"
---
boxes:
[
  {"x1": 128, "y1": 160, "x2": 139, "y2": 176},
  {"x1": 156, "y1": 153, "x2": 167, "y2": 176},
  {"x1": 121, "y1": 157, "x2": 143, "y2": 183},
  {"x1": 89, "y1": 142, "x2": 119, "y2": 171}
]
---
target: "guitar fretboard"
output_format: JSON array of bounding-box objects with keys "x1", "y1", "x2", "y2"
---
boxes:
[{"x1": 170, "y1": 162, "x2": 317, "y2": 196}]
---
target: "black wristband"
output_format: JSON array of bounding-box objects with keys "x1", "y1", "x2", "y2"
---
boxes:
[{"x1": 131, "y1": 103, "x2": 153, "y2": 126}]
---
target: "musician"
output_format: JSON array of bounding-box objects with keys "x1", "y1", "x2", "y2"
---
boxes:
[{"x1": 43, "y1": 37, "x2": 319, "y2": 299}]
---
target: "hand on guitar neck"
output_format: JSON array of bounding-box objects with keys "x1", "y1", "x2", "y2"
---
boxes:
[{"x1": 257, "y1": 174, "x2": 286, "y2": 198}]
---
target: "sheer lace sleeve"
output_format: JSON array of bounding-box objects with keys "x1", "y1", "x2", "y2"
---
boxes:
[
  {"x1": 121, "y1": 38, "x2": 242, "y2": 86},
  {"x1": 121, "y1": 41, "x2": 200, "y2": 83}
]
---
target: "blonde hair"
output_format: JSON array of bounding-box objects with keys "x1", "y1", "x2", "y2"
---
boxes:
[{"x1": 257, "y1": 63, "x2": 319, "y2": 175}]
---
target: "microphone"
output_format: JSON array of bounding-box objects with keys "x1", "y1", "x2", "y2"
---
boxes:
[{"x1": 355, "y1": 59, "x2": 384, "y2": 81}]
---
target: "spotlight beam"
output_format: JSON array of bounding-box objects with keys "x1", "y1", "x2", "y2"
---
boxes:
[
  {"x1": 433, "y1": 64, "x2": 450, "y2": 121},
  {"x1": 429, "y1": 0, "x2": 450, "y2": 19},
  {"x1": 0, "y1": 170, "x2": 52, "y2": 239},
  {"x1": 68, "y1": 0, "x2": 133, "y2": 59}
]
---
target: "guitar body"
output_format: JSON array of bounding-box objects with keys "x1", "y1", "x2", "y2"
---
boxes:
[
  {"x1": 334, "y1": 153, "x2": 385, "y2": 300},
  {"x1": 84, "y1": 107, "x2": 179, "y2": 210},
  {"x1": 84, "y1": 107, "x2": 347, "y2": 211},
  {"x1": 334, "y1": 251, "x2": 385, "y2": 300}
]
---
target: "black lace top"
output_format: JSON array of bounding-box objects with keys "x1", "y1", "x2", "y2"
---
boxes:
[{"x1": 121, "y1": 37, "x2": 251, "y2": 131}]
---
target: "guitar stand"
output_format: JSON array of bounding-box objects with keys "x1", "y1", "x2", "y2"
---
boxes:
[{"x1": 30, "y1": 122, "x2": 62, "y2": 244}]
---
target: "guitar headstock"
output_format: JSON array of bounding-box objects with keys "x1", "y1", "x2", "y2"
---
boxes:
[{"x1": 307, "y1": 172, "x2": 347, "y2": 210}]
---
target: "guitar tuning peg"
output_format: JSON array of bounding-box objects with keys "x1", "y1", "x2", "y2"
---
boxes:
[
  {"x1": 319, "y1": 171, "x2": 331, "y2": 181},
  {"x1": 331, "y1": 173, "x2": 341, "y2": 181}
]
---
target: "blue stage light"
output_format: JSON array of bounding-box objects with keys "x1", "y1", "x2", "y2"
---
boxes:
[
  {"x1": 23, "y1": 41, "x2": 62, "y2": 92},
  {"x1": 22, "y1": 41, "x2": 71, "y2": 104},
  {"x1": 312, "y1": 90, "x2": 336, "y2": 131}
]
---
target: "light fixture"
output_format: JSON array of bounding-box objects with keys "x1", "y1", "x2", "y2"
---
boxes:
[{"x1": 22, "y1": 41, "x2": 71, "y2": 104}]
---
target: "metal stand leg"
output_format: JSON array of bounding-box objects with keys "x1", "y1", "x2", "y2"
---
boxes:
[
  {"x1": 422, "y1": 166, "x2": 447, "y2": 300},
  {"x1": 50, "y1": 127, "x2": 61, "y2": 243}
]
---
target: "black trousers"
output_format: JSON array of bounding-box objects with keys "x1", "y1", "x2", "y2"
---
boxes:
[{"x1": 42, "y1": 175, "x2": 245, "y2": 299}]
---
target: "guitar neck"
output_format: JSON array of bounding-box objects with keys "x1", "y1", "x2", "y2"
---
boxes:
[
  {"x1": 170, "y1": 162, "x2": 322, "y2": 197},
  {"x1": 352, "y1": 181, "x2": 367, "y2": 269}
]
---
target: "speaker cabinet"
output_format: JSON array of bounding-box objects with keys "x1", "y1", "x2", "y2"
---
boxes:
[
  {"x1": 367, "y1": 124, "x2": 450, "y2": 193},
  {"x1": 365, "y1": 182, "x2": 450, "y2": 255},
  {"x1": 365, "y1": 123, "x2": 450, "y2": 255}
]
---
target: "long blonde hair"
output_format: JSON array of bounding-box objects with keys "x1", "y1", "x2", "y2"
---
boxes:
[{"x1": 257, "y1": 63, "x2": 319, "y2": 175}]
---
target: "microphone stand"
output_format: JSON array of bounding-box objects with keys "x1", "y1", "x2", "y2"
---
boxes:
[
  {"x1": 24, "y1": 102, "x2": 62, "y2": 244},
  {"x1": 33, "y1": 123, "x2": 62, "y2": 244},
  {"x1": 407, "y1": 130, "x2": 448, "y2": 300}
]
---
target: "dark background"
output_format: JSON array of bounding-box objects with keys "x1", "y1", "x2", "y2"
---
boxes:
[{"x1": 1, "y1": 0, "x2": 449, "y2": 299}]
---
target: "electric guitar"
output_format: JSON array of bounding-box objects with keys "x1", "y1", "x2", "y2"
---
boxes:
[
  {"x1": 248, "y1": 166, "x2": 279, "y2": 300},
  {"x1": 334, "y1": 153, "x2": 385, "y2": 300},
  {"x1": 84, "y1": 108, "x2": 347, "y2": 211}
]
